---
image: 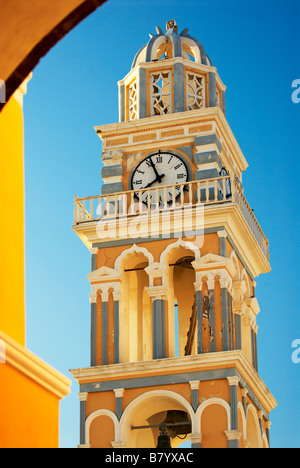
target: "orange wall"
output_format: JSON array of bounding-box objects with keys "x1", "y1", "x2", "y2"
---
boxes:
[
  {"x1": 201, "y1": 404, "x2": 228, "y2": 448},
  {"x1": 0, "y1": 362, "x2": 60, "y2": 448},
  {"x1": 90, "y1": 415, "x2": 115, "y2": 448}
]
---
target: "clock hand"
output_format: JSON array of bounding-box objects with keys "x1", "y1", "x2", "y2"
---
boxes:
[
  {"x1": 144, "y1": 174, "x2": 166, "y2": 189},
  {"x1": 148, "y1": 157, "x2": 164, "y2": 183}
]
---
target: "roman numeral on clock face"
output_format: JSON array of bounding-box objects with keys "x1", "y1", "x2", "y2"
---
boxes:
[{"x1": 131, "y1": 152, "x2": 188, "y2": 203}]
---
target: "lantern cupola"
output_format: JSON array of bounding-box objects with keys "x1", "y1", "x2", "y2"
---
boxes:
[{"x1": 118, "y1": 20, "x2": 226, "y2": 122}]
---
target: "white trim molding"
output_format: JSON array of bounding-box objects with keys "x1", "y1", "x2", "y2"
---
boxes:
[
  {"x1": 114, "y1": 244, "x2": 154, "y2": 272},
  {"x1": 0, "y1": 330, "x2": 71, "y2": 400},
  {"x1": 160, "y1": 238, "x2": 201, "y2": 264}
]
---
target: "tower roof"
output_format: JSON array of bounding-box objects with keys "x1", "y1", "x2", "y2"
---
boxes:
[{"x1": 132, "y1": 20, "x2": 212, "y2": 69}]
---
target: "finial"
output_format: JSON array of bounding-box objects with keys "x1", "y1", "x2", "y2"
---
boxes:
[
  {"x1": 166, "y1": 20, "x2": 178, "y2": 32},
  {"x1": 180, "y1": 28, "x2": 189, "y2": 37}
]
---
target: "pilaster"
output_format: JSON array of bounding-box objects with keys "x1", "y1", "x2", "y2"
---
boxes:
[
  {"x1": 227, "y1": 376, "x2": 240, "y2": 447},
  {"x1": 217, "y1": 229, "x2": 227, "y2": 257},
  {"x1": 114, "y1": 388, "x2": 124, "y2": 420},
  {"x1": 219, "y1": 271, "x2": 232, "y2": 352},
  {"x1": 78, "y1": 392, "x2": 88, "y2": 446},
  {"x1": 194, "y1": 280, "x2": 203, "y2": 355},
  {"x1": 146, "y1": 286, "x2": 168, "y2": 359},
  {"x1": 113, "y1": 290, "x2": 120, "y2": 364},
  {"x1": 266, "y1": 420, "x2": 271, "y2": 447},
  {"x1": 189, "y1": 380, "x2": 200, "y2": 411},
  {"x1": 225, "y1": 430, "x2": 242, "y2": 449},
  {"x1": 207, "y1": 275, "x2": 215, "y2": 353},
  {"x1": 189, "y1": 433, "x2": 202, "y2": 449}
]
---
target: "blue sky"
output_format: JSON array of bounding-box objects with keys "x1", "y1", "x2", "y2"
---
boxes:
[{"x1": 23, "y1": 0, "x2": 299, "y2": 448}]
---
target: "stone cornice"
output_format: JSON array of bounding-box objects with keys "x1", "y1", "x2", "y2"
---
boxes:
[
  {"x1": 73, "y1": 203, "x2": 270, "y2": 278},
  {"x1": 94, "y1": 107, "x2": 248, "y2": 173},
  {"x1": 0, "y1": 330, "x2": 71, "y2": 400},
  {"x1": 70, "y1": 350, "x2": 277, "y2": 414}
]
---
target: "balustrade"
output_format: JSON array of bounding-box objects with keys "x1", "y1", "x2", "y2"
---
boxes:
[{"x1": 74, "y1": 176, "x2": 269, "y2": 260}]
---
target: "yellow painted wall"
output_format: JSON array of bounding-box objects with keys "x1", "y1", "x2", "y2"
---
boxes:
[
  {"x1": 0, "y1": 93, "x2": 26, "y2": 345},
  {"x1": 0, "y1": 83, "x2": 71, "y2": 448}
]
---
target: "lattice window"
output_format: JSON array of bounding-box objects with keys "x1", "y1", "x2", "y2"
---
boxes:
[
  {"x1": 186, "y1": 72, "x2": 205, "y2": 110},
  {"x1": 150, "y1": 71, "x2": 172, "y2": 116},
  {"x1": 128, "y1": 80, "x2": 138, "y2": 120}
]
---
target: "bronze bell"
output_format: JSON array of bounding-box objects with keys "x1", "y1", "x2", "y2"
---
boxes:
[
  {"x1": 157, "y1": 424, "x2": 171, "y2": 448},
  {"x1": 160, "y1": 410, "x2": 191, "y2": 439}
]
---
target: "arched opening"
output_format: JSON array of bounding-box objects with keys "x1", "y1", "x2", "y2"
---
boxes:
[
  {"x1": 120, "y1": 391, "x2": 194, "y2": 449},
  {"x1": 118, "y1": 250, "x2": 152, "y2": 363},
  {"x1": 161, "y1": 243, "x2": 198, "y2": 358},
  {"x1": 172, "y1": 255, "x2": 196, "y2": 357}
]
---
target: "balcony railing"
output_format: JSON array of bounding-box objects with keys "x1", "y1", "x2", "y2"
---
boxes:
[{"x1": 74, "y1": 176, "x2": 269, "y2": 260}]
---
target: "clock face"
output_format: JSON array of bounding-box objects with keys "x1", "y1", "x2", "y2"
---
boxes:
[{"x1": 131, "y1": 152, "x2": 189, "y2": 204}]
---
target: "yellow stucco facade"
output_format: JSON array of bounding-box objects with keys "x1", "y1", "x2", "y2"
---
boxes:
[{"x1": 0, "y1": 86, "x2": 27, "y2": 345}]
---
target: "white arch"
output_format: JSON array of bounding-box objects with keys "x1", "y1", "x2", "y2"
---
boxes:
[
  {"x1": 229, "y1": 250, "x2": 240, "y2": 280},
  {"x1": 195, "y1": 398, "x2": 231, "y2": 434},
  {"x1": 238, "y1": 402, "x2": 247, "y2": 442},
  {"x1": 160, "y1": 238, "x2": 201, "y2": 265},
  {"x1": 246, "y1": 404, "x2": 262, "y2": 448},
  {"x1": 149, "y1": 35, "x2": 167, "y2": 61},
  {"x1": 119, "y1": 390, "x2": 196, "y2": 442},
  {"x1": 85, "y1": 409, "x2": 119, "y2": 446},
  {"x1": 182, "y1": 37, "x2": 202, "y2": 63},
  {"x1": 114, "y1": 244, "x2": 154, "y2": 272}
]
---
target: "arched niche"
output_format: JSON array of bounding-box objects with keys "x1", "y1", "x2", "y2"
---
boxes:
[
  {"x1": 196, "y1": 399, "x2": 230, "y2": 449},
  {"x1": 86, "y1": 409, "x2": 118, "y2": 448}
]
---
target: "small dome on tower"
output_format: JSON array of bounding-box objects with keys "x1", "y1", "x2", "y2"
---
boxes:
[{"x1": 132, "y1": 20, "x2": 212, "y2": 69}]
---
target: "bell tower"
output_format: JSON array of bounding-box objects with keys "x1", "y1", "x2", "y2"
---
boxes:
[{"x1": 70, "y1": 20, "x2": 277, "y2": 449}]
